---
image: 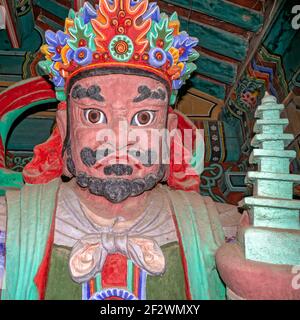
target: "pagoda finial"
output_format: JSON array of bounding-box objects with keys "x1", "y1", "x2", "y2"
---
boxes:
[{"x1": 261, "y1": 91, "x2": 277, "y2": 104}]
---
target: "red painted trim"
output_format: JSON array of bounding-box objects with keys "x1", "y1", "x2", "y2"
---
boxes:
[
  {"x1": 4, "y1": 90, "x2": 56, "y2": 115},
  {"x1": 2, "y1": 0, "x2": 20, "y2": 48},
  {"x1": 0, "y1": 139, "x2": 5, "y2": 168},
  {"x1": 89, "y1": 279, "x2": 95, "y2": 296},
  {"x1": 170, "y1": 209, "x2": 192, "y2": 300},
  {"x1": 0, "y1": 78, "x2": 55, "y2": 117},
  {"x1": 65, "y1": 62, "x2": 172, "y2": 92},
  {"x1": 29, "y1": 52, "x2": 44, "y2": 77},
  {"x1": 0, "y1": 78, "x2": 56, "y2": 169},
  {"x1": 74, "y1": 0, "x2": 83, "y2": 11},
  {"x1": 34, "y1": 195, "x2": 58, "y2": 300},
  {"x1": 133, "y1": 265, "x2": 140, "y2": 298}
]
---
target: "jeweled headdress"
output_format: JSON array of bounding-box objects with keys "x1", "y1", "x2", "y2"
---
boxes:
[{"x1": 39, "y1": 0, "x2": 199, "y2": 104}]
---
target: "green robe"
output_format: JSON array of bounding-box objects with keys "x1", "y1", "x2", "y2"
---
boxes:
[{"x1": 1, "y1": 178, "x2": 226, "y2": 300}]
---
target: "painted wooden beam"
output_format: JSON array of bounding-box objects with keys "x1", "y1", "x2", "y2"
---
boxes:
[
  {"x1": 196, "y1": 51, "x2": 238, "y2": 84},
  {"x1": 179, "y1": 17, "x2": 249, "y2": 61},
  {"x1": 190, "y1": 74, "x2": 226, "y2": 100},
  {"x1": 34, "y1": 0, "x2": 69, "y2": 21},
  {"x1": 0, "y1": 51, "x2": 27, "y2": 76},
  {"x1": 157, "y1": 0, "x2": 252, "y2": 36},
  {"x1": 229, "y1": 0, "x2": 264, "y2": 11},
  {"x1": 33, "y1": 3, "x2": 65, "y2": 28},
  {"x1": 37, "y1": 14, "x2": 64, "y2": 31},
  {"x1": 0, "y1": 74, "x2": 22, "y2": 83},
  {"x1": 163, "y1": 0, "x2": 264, "y2": 31}
]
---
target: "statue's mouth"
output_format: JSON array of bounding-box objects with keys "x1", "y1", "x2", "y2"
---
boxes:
[
  {"x1": 103, "y1": 164, "x2": 134, "y2": 176},
  {"x1": 76, "y1": 165, "x2": 165, "y2": 203}
]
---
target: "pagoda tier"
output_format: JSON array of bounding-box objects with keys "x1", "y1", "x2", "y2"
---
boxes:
[{"x1": 240, "y1": 93, "x2": 300, "y2": 266}]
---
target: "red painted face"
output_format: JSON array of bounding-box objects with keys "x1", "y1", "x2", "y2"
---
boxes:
[{"x1": 68, "y1": 73, "x2": 169, "y2": 184}]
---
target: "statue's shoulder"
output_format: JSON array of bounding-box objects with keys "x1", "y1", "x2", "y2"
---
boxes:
[
  {"x1": 0, "y1": 185, "x2": 29, "y2": 232},
  {"x1": 160, "y1": 185, "x2": 240, "y2": 240},
  {"x1": 160, "y1": 184, "x2": 216, "y2": 210},
  {"x1": 3, "y1": 179, "x2": 62, "y2": 232},
  {"x1": 160, "y1": 185, "x2": 219, "y2": 225}
]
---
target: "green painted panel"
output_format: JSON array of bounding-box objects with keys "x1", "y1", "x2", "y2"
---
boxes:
[
  {"x1": 223, "y1": 137, "x2": 240, "y2": 162},
  {"x1": 0, "y1": 99, "x2": 57, "y2": 149},
  {"x1": 35, "y1": 0, "x2": 69, "y2": 20},
  {"x1": 179, "y1": 18, "x2": 248, "y2": 61},
  {"x1": 190, "y1": 75, "x2": 226, "y2": 99},
  {"x1": 15, "y1": 4, "x2": 35, "y2": 43},
  {"x1": 0, "y1": 75, "x2": 23, "y2": 82},
  {"x1": 196, "y1": 52, "x2": 237, "y2": 84},
  {"x1": 18, "y1": 28, "x2": 43, "y2": 52},
  {"x1": 0, "y1": 54, "x2": 26, "y2": 75},
  {"x1": 0, "y1": 30, "x2": 12, "y2": 50},
  {"x1": 164, "y1": 0, "x2": 263, "y2": 31},
  {"x1": 263, "y1": 1, "x2": 296, "y2": 55},
  {"x1": 7, "y1": 118, "x2": 55, "y2": 151},
  {"x1": 221, "y1": 112, "x2": 243, "y2": 161},
  {"x1": 282, "y1": 32, "x2": 300, "y2": 82},
  {"x1": 263, "y1": 1, "x2": 300, "y2": 82},
  {"x1": 0, "y1": 29, "x2": 41, "y2": 53}
]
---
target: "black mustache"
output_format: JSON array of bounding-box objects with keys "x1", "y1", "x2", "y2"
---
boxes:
[
  {"x1": 80, "y1": 148, "x2": 97, "y2": 167},
  {"x1": 76, "y1": 165, "x2": 166, "y2": 203},
  {"x1": 104, "y1": 164, "x2": 133, "y2": 176},
  {"x1": 80, "y1": 147, "x2": 158, "y2": 168}
]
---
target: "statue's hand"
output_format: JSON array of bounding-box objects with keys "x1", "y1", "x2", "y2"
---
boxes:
[{"x1": 215, "y1": 202, "x2": 242, "y2": 240}]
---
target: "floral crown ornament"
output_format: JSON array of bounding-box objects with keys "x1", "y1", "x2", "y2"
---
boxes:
[{"x1": 39, "y1": 0, "x2": 199, "y2": 104}]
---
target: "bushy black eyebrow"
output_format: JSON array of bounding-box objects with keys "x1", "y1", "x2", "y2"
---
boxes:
[
  {"x1": 133, "y1": 85, "x2": 166, "y2": 103},
  {"x1": 71, "y1": 85, "x2": 105, "y2": 102}
]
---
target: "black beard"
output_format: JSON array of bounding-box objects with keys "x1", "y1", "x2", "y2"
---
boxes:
[{"x1": 75, "y1": 165, "x2": 166, "y2": 203}]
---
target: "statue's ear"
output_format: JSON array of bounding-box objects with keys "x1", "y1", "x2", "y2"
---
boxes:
[
  {"x1": 56, "y1": 102, "x2": 67, "y2": 143},
  {"x1": 166, "y1": 108, "x2": 201, "y2": 192},
  {"x1": 163, "y1": 111, "x2": 178, "y2": 181},
  {"x1": 167, "y1": 110, "x2": 178, "y2": 132},
  {"x1": 56, "y1": 102, "x2": 73, "y2": 177}
]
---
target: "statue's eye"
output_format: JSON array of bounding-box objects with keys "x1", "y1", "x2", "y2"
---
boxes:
[
  {"x1": 131, "y1": 110, "x2": 156, "y2": 127},
  {"x1": 84, "y1": 109, "x2": 107, "y2": 124}
]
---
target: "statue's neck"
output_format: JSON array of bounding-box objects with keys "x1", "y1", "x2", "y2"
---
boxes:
[{"x1": 71, "y1": 181, "x2": 152, "y2": 228}]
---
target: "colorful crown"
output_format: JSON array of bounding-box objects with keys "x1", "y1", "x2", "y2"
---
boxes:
[{"x1": 39, "y1": 0, "x2": 199, "y2": 104}]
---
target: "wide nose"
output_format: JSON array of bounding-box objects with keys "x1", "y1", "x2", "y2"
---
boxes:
[{"x1": 98, "y1": 108, "x2": 137, "y2": 154}]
